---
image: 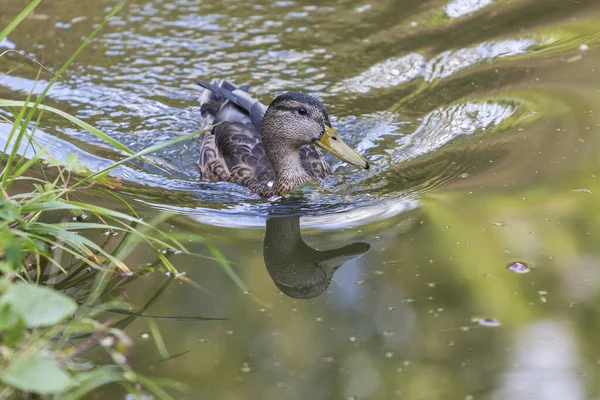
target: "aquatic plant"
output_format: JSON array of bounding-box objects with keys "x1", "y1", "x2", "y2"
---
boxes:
[{"x1": 0, "y1": 2, "x2": 215, "y2": 398}]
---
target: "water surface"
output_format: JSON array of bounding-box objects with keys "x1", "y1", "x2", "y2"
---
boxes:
[{"x1": 3, "y1": 0, "x2": 600, "y2": 398}]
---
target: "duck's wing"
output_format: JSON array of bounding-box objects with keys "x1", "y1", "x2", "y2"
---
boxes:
[
  {"x1": 300, "y1": 145, "x2": 332, "y2": 181},
  {"x1": 197, "y1": 80, "x2": 275, "y2": 194},
  {"x1": 196, "y1": 80, "x2": 267, "y2": 133}
]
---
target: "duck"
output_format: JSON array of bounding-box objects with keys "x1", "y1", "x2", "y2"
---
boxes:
[
  {"x1": 196, "y1": 79, "x2": 369, "y2": 197},
  {"x1": 263, "y1": 216, "x2": 370, "y2": 299}
]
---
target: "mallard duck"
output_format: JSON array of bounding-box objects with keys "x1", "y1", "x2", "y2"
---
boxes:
[
  {"x1": 196, "y1": 79, "x2": 369, "y2": 197},
  {"x1": 263, "y1": 217, "x2": 370, "y2": 299}
]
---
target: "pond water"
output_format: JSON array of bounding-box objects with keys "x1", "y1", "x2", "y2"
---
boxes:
[{"x1": 3, "y1": 0, "x2": 600, "y2": 398}]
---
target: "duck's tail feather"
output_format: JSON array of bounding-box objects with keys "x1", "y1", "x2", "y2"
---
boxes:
[
  {"x1": 198, "y1": 79, "x2": 227, "y2": 127},
  {"x1": 196, "y1": 79, "x2": 260, "y2": 114}
]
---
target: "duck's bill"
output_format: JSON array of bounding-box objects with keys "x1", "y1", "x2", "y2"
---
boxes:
[{"x1": 316, "y1": 126, "x2": 370, "y2": 169}]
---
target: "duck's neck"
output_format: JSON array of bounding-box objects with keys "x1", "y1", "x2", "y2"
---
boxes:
[{"x1": 264, "y1": 141, "x2": 312, "y2": 193}]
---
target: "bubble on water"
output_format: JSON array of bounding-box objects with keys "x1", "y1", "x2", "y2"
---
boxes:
[
  {"x1": 240, "y1": 363, "x2": 251, "y2": 373},
  {"x1": 472, "y1": 317, "x2": 502, "y2": 327},
  {"x1": 349, "y1": 336, "x2": 357, "y2": 342},
  {"x1": 259, "y1": 307, "x2": 267, "y2": 312},
  {"x1": 580, "y1": 44, "x2": 590, "y2": 52},
  {"x1": 316, "y1": 317, "x2": 323, "y2": 322},
  {"x1": 385, "y1": 352, "x2": 395, "y2": 358},
  {"x1": 507, "y1": 261, "x2": 531, "y2": 274},
  {"x1": 493, "y1": 221, "x2": 505, "y2": 226},
  {"x1": 140, "y1": 332, "x2": 150, "y2": 339}
]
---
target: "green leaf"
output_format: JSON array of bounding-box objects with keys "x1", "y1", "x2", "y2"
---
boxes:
[
  {"x1": 0, "y1": 303, "x2": 26, "y2": 347},
  {"x1": 61, "y1": 366, "x2": 125, "y2": 400},
  {"x1": 0, "y1": 356, "x2": 74, "y2": 395},
  {"x1": 0, "y1": 282, "x2": 77, "y2": 328}
]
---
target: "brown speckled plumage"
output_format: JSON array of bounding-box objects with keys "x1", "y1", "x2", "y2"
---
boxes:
[{"x1": 197, "y1": 79, "x2": 333, "y2": 197}]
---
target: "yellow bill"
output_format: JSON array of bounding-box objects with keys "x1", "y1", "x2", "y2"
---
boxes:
[{"x1": 316, "y1": 126, "x2": 370, "y2": 169}]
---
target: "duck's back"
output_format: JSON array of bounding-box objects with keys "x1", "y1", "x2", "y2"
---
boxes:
[
  {"x1": 197, "y1": 79, "x2": 331, "y2": 196},
  {"x1": 197, "y1": 80, "x2": 275, "y2": 195}
]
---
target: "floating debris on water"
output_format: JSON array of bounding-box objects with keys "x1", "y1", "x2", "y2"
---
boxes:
[
  {"x1": 165, "y1": 271, "x2": 186, "y2": 277},
  {"x1": 72, "y1": 213, "x2": 88, "y2": 221},
  {"x1": 493, "y1": 221, "x2": 505, "y2": 226},
  {"x1": 472, "y1": 317, "x2": 502, "y2": 327},
  {"x1": 507, "y1": 261, "x2": 531, "y2": 274},
  {"x1": 240, "y1": 363, "x2": 251, "y2": 373},
  {"x1": 572, "y1": 188, "x2": 592, "y2": 194},
  {"x1": 140, "y1": 332, "x2": 150, "y2": 339},
  {"x1": 580, "y1": 44, "x2": 590, "y2": 52}
]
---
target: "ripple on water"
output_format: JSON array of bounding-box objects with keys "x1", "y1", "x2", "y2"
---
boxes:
[{"x1": 1, "y1": 0, "x2": 580, "y2": 230}]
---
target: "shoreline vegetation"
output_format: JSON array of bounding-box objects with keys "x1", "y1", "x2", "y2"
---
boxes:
[{"x1": 0, "y1": 2, "x2": 218, "y2": 398}]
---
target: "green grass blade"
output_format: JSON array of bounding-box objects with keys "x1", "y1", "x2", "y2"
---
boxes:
[
  {"x1": 148, "y1": 319, "x2": 169, "y2": 360},
  {"x1": 0, "y1": 100, "x2": 136, "y2": 155},
  {"x1": 74, "y1": 129, "x2": 203, "y2": 187},
  {"x1": 0, "y1": 0, "x2": 42, "y2": 42},
  {"x1": 103, "y1": 310, "x2": 225, "y2": 321}
]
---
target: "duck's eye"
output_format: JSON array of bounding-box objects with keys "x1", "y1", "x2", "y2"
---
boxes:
[{"x1": 297, "y1": 107, "x2": 308, "y2": 115}]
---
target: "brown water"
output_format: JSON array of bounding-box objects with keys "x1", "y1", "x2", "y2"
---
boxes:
[{"x1": 3, "y1": 0, "x2": 600, "y2": 398}]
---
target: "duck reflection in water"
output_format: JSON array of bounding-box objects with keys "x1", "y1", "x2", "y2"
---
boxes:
[{"x1": 263, "y1": 217, "x2": 370, "y2": 299}]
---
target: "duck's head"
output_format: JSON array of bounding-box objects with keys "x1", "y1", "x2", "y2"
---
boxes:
[{"x1": 261, "y1": 92, "x2": 370, "y2": 169}]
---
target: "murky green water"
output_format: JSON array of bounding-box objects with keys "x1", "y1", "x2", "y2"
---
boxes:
[{"x1": 3, "y1": 0, "x2": 600, "y2": 398}]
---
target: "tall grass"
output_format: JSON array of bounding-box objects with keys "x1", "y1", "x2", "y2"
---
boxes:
[{"x1": 0, "y1": 2, "x2": 220, "y2": 398}]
